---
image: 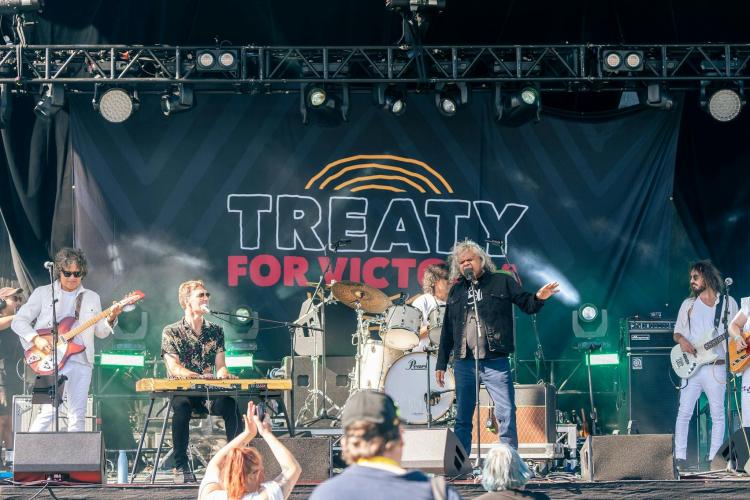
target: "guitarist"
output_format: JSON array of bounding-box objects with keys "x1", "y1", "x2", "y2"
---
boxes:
[
  {"x1": 729, "y1": 303, "x2": 750, "y2": 431},
  {"x1": 672, "y1": 260, "x2": 737, "y2": 466},
  {"x1": 11, "y1": 248, "x2": 123, "y2": 432}
]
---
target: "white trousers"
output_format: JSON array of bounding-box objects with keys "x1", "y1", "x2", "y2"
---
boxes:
[
  {"x1": 29, "y1": 358, "x2": 92, "y2": 432},
  {"x1": 742, "y1": 370, "x2": 750, "y2": 427},
  {"x1": 674, "y1": 364, "x2": 726, "y2": 460}
]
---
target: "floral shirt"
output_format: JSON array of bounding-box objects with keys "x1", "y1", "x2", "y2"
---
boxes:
[{"x1": 161, "y1": 318, "x2": 225, "y2": 374}]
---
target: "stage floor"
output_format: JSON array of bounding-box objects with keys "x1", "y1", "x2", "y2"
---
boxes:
[{"x1": 3, "y1": 475, "x2": 750, "y2": 499}]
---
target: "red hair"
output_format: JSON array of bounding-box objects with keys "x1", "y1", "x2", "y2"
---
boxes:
[{"x1": 222, "y1": 447, "x2": 265, "y2": 500}]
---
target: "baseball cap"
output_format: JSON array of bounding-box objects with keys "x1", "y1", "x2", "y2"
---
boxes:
[
  {"x1": 0, "y1": 287, "x2": 23, "y2": 299},
  {"x1": 341, "y1": 390, "x2": 400, "y2": 430}
]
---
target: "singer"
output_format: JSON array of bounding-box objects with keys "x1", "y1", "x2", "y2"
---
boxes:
[
  {"x1": 161, "y1": 280, "x2": 241, "y2": 483},
  {"x1": 435, "y1": 240, "x2": 559, "y2": 453},
  {"x1": 671, "y1": 260, "x2": 738, "y2": 468}
]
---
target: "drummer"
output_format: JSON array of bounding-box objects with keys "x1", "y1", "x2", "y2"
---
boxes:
[{"x1": 410, "y1": 263, "x2": 450, "y2": 352}]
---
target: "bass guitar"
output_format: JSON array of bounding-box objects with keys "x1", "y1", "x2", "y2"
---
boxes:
[
  {"x1": 24, "y1": 290, "x2": 144, "y2": 375},
  {"x1": 670, "y1": 328, "x2": 727, "y2": 379},
  {"x1": 729, "y1": 331, "x2": 750, "y2": 374}
]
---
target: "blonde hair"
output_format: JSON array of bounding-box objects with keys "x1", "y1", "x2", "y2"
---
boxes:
[
  {"x1": 178, "y1": 280, "x2": 205, "y2": 309},
  {"x1": 421, "y1": 263, "x2": 449, "y2": 294}
]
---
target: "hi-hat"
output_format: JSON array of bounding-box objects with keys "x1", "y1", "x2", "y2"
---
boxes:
[{"x1": 331, "y1": 281, "x2": 392, "y2": 314}]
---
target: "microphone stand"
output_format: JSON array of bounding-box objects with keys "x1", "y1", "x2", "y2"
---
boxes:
[
  {"x1": 466, "y1": 273, "x2": 484, "y2": 468},
  {"x1": 721, "y1": 285, "x2": 735, "y2": 472},
  {"x1": 46, "y1": 264, "x2": 62, "y2": 432}
]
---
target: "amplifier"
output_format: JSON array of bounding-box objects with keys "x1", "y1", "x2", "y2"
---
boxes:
[
  {"x1": 623, "y1": 318, "x2": 676, "y2": 351},
  {"x1": 13, "y1": 395, "x2": 95, "y2": 448}
]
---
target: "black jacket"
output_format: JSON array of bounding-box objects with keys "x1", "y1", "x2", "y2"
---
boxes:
[{"x1": 436, "y1": 270, "x2": 545, "y2": 371}]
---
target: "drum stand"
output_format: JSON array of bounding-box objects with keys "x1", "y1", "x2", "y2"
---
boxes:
[{"x1": 350, "y1": 303, "x2": 369, "y2": 395}]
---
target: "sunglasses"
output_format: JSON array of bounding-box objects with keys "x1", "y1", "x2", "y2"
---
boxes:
[
  {"x1": 61, "y1": 270, "x2": 83, "y2": 278},
  {"x1": 196, "y1": 292, "x2": 211, "y2": 298}
]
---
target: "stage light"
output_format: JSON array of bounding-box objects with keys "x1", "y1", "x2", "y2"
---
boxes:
[
  {"x1": 196, "y1": 49, "x2": 238, "y2": 71},
  {"x1": 375, "y1": 85, "x2": 406, "y2": 116},
  {"x1": 645, "y1": 83, "x2": 674, "y2": 111},
  {"x1": 226, "y1": 305, "x2": 260, "y2": 351},
  {"x1": 93, "y1": 87, "x2": 140, "y2": 123},
  {"x1": 586, "y1": 353, "x2": 620, "y2": 366},
  {"x1": 300, "y1": 83, "x2": 349, "y2": 125},
  {"x1": 602, "y1": 49, "x2": 644, "y2": 73},
  {"x1": 0, "y1": 0, "x2": 43, "y2": 13},
  {"x1": 225, "y1": 352, "x2": 254, "y2": 369},
  {"x1": 495, "y1": 85, "x2": 541, "y2": 126},
  {"x1": 160, "y1": 84, "x2": 195, "y2": 116},
  {"x1": 701, "y1": 84, "x2": 745, "y2": 122},
  {"x1": 435, "y1": 83, "x2": 467, "y2": 117},
  {"x1": 99, "y1": 352, "x2": 145, "y2": 367},
  {"x1": 572, "y1": 303, "x2": 608, "y2": 338},
  {"x1": 33, "y1": 84, "x2": 64, "y2": 120}
]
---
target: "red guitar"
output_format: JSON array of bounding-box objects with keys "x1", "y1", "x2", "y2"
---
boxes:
[{"x1": 24, "y1": 290, "x2": 145, "y2": 375}]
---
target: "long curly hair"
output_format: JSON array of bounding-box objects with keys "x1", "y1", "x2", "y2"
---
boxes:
[
  {"x1": 222, "y1": 447, "x2": 265, "y2": 500},
  {"x1": 447, "y1": 239, "x2": 496, "y2": 281},
  {"x1": 53, "y1": 247, "x2": 88, "y2": 280},
  {"x1": 421, "y1": 263, "x2": 449, "y2": 294},
  {"x1": 689, "y1": 260, "x2": 722, "y2": 297}
]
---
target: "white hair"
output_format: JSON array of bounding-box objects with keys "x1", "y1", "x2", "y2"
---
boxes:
[
  {"x1": 447, "y1": 239, "x2": 496, "y2": 281},
  {"x1": 481, "y1": 444, "x2": 533, "y2": 492}
]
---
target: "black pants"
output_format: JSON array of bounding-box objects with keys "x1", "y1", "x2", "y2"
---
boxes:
[{"x1": 171, "y1": 395, "x2": 241, "y2": 469}]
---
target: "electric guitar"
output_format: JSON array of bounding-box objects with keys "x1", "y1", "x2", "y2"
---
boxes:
[
  {"x1": 729, "y1": 331, "x2": 750, "y2": 374},
  {"x1": 24, "y1": 290, "x2": 145, "y2": 375},
  {"x1": 670, "y1": 328, "x2": 727, "y2": 379}
]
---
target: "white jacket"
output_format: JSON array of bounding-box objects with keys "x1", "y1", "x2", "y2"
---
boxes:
[{"x1": 12, "y1": 281, "x2": 112, "y2": 365}]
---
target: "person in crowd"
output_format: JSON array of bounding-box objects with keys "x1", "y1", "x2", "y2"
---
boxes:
[
  {"x1": 198, "y1": 401, "x2": 301, "y2": 500},
  {"x1": 436, "y1": 239, "x2": 559, "y2": 454},
  {"x1": 310, "y1": 390, "x2": 462, "y2": 499},
  {"x1": 161, "y1": 279, "x2": 241, "y2": 483},
  {"x1": 12, "y1": 248, "x2": 122, "y2": 432},
  {"x1": 672, "y1": 260, "x2": 737, "y2": 466},
  {"x1": 474, "y1": 444, "x2": 548, "y2": 499},
  {"x1": 0, "y1": 286, "x2": 25, "y2": 446}
]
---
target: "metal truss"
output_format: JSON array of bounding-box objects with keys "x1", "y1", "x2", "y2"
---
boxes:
[{"x1": 1, "y1": 43, "x2": 750, "y2": 91}]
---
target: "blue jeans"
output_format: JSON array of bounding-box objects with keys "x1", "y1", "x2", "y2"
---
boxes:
[{"x1": 453, "y1": 357, "x2": 517, "y2": 453}]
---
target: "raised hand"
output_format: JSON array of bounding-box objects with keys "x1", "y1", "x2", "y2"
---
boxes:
[{"x1": 535, "y1": 281, "x2": 560, "y2": 300}]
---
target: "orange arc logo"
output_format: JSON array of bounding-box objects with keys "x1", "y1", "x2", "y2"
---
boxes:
[{"x1": 305, "y1": 155, "x2": 454, "y2": 194}]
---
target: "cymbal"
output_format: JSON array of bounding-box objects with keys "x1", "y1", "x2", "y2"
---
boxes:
[{"x1": 331, "y1": 281, "x2": 392, "y2": 314}]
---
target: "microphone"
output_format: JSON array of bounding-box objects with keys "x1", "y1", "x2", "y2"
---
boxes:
[
  {"x1": 725, "y1": 277, "x2": 733, "y2": 287},
  {"x1": 200, "y1": 304, "x2": 211, "y2": 314},
  {"x1": 486, "y1": 239, "x2": 504, "y2": 248},
  {"x1": 43, "y1": 261, "x2": 54, "y2": 270},
  {"x1": 462, "y1": 267, "x2": 477, "y2": 285},
  {"x1": 333, "y1": 239, "x2": 352, "y2": 248}
]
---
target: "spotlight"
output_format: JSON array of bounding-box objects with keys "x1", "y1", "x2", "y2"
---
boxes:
[
  {"x1": 300, "y1": 83, "x2": 349, "y2": 125},
  {"x1": 645, "y1": 83, "x2": 674, "y2": 111},
  {"x1": 113, "y1": 304, "x2": 148, "y2": 350},
  {"x1": 33, "y1": 84, "x2": 64, "y2": 120},
  {"x1": 435, "y1": 83, "x2": 468, "y2": 117},
  {"x1": 700, "y1": 83, "x2": 745, "y2": 122},
  {"x1": 495, "y1": 85, "x2": 541, "y2": 126},
  {"x1": 93, "y1": 87, "x2": 140, "y2": 123},
  {"x1": 226, "y1": 305, "x2": 260, "y2": 351},
  {"x1": 602, "y1": 49, "x2": 644, "y2": 73},
  {"x1": 195, "y1": 49, "x2": 238, "y2": 71},
  {"x1": 160, "y1": 84, "x2": 195, "y2": 116},
  {"x1": 375, "y1": 85, "x2": 406, "y2": 116},
  {"x1": 572, "y1": 303, "x2": 608, "y2": 338}
]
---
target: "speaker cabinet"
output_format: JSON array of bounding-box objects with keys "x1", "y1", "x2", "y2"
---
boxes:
[
  {"x1": 581, "y1": 434, "x2": 677, "y2": 481},
  {"x1": 282, "y1": 356, "x2": 353, "y2": 427},
  {"x1": 401, "y1": 428, "x2": 471, "y2": 476},
  {"x1": 471, "y1": 383, "x2": 556, "y2": 446},
  {"x1": 711, "y1": 427, "x2": 750, "y2": 471},
  {"x1": 13, "y1": 432, "x2": 105, "y2": 483},
  {"x1": 251, "y1": 436, "x2": 332, "y2": 482}
]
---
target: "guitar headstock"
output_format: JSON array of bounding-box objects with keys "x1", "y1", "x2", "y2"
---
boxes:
[{"x1": 118, "y1": 290, "x2": 145, "y2": 307}]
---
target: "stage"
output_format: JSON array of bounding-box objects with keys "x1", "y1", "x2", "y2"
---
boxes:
[{"x1": 2, "y1": 475, "x2": 750, "y2": 499}]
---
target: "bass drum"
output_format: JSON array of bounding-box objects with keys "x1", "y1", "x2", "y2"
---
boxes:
[{"x1": 383, "y1": 352, "x2": 455, "y2": 424}]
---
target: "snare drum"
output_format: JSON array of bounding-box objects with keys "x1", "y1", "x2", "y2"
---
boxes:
[
  {"x1": 427, "y1": 305, "x2": 446, "y2": 346},
  {"x1": 381, "y1": 305, "x2": 421, "y2": 350},
  {"x1": 383, "y1": 352, "x2": 455, "y2": 424},
  {"x1": 355, "y1": 339, "x2": 403, "y2": 390}
]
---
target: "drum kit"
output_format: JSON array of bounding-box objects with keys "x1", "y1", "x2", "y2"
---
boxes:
[{"x1": 294, "y1": 280, "x2": 455, "y2": 426}]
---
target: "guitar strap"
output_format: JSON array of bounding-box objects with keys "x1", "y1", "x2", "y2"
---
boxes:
[
  {"x1": 75, "y1": 292, "x2": 84, "y2": 320},
  {"x1": 686, "y1": 294, "x2": 724, "y2": 335}
]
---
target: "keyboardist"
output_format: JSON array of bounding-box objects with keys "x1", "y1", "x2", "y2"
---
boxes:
[{"x1": 161, "y1": 280, "x2": 242, "y2": 484}]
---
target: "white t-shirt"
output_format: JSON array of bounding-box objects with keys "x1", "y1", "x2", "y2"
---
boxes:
[
  {"x1": 674, "y1": 295, "x2": 739, "y2": 356},
  {"x1": 410, "y1": 294, "x2": 445, "y2": 352},
  {"x1": 198, "y1": 469, "x2": 283, "y2": 500}
]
